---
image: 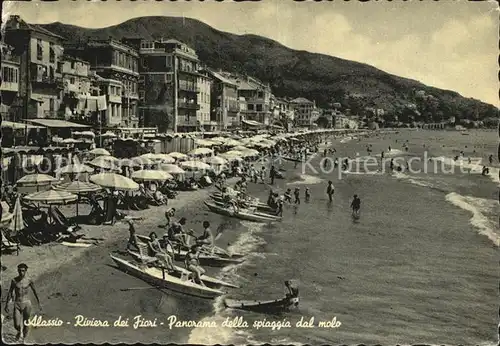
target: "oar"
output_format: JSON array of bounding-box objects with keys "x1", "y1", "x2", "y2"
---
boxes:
[{"x1": 120, "y1": 287, "x2": 158, "y2": 291}]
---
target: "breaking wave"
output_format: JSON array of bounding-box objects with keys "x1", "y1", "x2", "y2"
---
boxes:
[{"x1": 287, "y1": 174, "x2": 324, "y2": 186}]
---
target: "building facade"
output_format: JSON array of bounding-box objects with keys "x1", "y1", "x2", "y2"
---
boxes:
[
  {"x1": 4, "y1": 15, "x2": 65, "y2": 120},
  {"x1": 65, "y1": 38, "x2": 139, "y2": 127},
  {"x1": 123, "y1": 38, "x2": 201, "y2": 132},
  {"x1": 196, "y1": 71, "x2": 215, "y2": 131},
  {"x1": 1, "y1": 42, "x2": 21, "y2": 121},
  {"x1": 290, "y1": 97, "x2": 316, "y2": 127},
  {"x1": 202, "y1": 69, "x2": 240, "y2": 130}
]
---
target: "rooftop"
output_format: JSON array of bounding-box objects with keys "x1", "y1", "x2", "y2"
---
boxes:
[{"x1": 6, "y1": 15, "x2": 65, "y2": 40}]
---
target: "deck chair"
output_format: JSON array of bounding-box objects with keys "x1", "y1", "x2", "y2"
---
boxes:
[
  {"x1": 1, "y1": 228, "x2": 20, "y2": 255},
  {"x1": 49, "y1": 206, "x2": 81, "y2": 231}
]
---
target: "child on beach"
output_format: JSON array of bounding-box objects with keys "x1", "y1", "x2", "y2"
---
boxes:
[
  {"x1": 294, "y1": 187, "x2": 301, "y2": 205},
  {"x1": 305, "y1": 188, "x2": 311, "y2": 202}
]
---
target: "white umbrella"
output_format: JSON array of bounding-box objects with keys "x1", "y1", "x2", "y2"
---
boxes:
[
  {"x1": 24, "y1": 190, "x2": 78, "y2": 204},
  {"x1": 159, "y1": 164, "x2": 186, "y2": 175},
  {"x1": 195, "y1": 139, "x2": 218, "y2": 147},
  {"x1": 80, "y1": 131, "x2": 96, "y2": 138},
  {"x1": 7, "y1": 197, "x2": 24, "y2": 235},
  {"x1": 90, "y1": 173, "x2": 139, "y2": 191},
  {"x1": 89, "y1": 148, "x2": 111, "y2": 156},
  {"x1": 1, "y1": 201, "x2": 13, "y2": 225},
  {"x1": 153, "y1": 154, "x2": 175, "y2": 163},
  {"x1": 222, "y1": 150, "x2": 244, "y2": 157},
  {"x1": 206, "y1": 156, "x2": 228, "y2": 165},
  {"x1": 188, "y1": 147, "x2": 214, "y2": 156},
  {"x1": 179, "y1": 160, "x2": 211, "y2": 171},
  {"x1": 62, "y1": 138, "x2": 78, "y2": 144},
  {"x1": 209, "y1": 137, "x2": 227, "y2": 144},
  {"x1": 16, "y1": 174, "x2": 58, "y2": 186},
  {"x1": 100, "y1": 131, "x2": 117, "y2": 138},
  {"x1": 88, "y1": 155, "x2": 120, "y2": 170},
  {"x1": 232, "y1": 145, "x2": 251, "y2": 152},
  {"x1": 168, "y1": 152, "x2": 188, "y2": 160},
  {"x1": 131, "y1": 170, "x2": 174, "y2": 181}
]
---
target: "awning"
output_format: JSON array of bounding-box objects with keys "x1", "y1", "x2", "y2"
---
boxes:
[
  {"x1": 3, "y1": 146, "x2": 72, "y2": 156},
  {"x1": 30, "y1": 97, "x2": 43, "y2": 103},
  {"x1": 25, "y1": 119, "x2": 91, "y2": 128},
  {"x1": 1, "y1": 121, "x2": 44, "y2": 130},
  {"x1": 242, "y1": 119, "x2": 264, "y2": 127}
]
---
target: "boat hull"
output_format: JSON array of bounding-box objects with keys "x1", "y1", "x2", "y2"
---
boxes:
[
  {"x1": 224, "y1": 297, "x2": 299, "y2": 313},
  {"x1": 135, "y1": 235, "x2": 244, "y2": 267},
  {"x1": 210, "y1": 195, "x2": 275, "y2": 214},
  {"x1": 204, "y1": 202, "x2": 281, "y2": 222},
  {"x1": 110, "y1": 254, "x2": 226, "y2": 299}
]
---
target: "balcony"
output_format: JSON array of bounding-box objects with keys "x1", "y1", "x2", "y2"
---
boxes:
[
  {"x1": 178, "y1": 84, "x2": 199, "y2": 93},
  {"x1": 176, "y1": 117, "x2": 198, "y2": 126},
  {"x1": 31, "y1": 75, "x2": 63, "y2": 88},
  {"x1": 177, "y1": 101, "x2": 200, "y2": 110},
  {"x1": 1, "y1": 51, "x2": 20, "y2": 64},
  {"x1": 0, "y1": 81, "x2": 19, "y2": 93}
]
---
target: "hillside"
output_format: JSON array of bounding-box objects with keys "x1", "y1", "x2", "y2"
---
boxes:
[{"x1": 38, "y1": 16, "x2": 498, "y2": 127}]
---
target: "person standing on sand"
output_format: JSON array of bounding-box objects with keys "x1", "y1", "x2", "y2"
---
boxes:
[
  {"x1": 294, "y1": 187, "x2": 301, "y2": 205},
  {"x1": 4, "y1": 263, "x2": 42, "y2": 341},
  {"x1": 270, "y1": 165, "x2": 277, "y2": 185},
  {"x1": 351, "y1": 195, "x2": 361, "y2": 217},
  {"x1": 326, "y1": 181, "x2": 335, "y2": 202},
  {"x1": 260, "y1": 167, "x2": 266, "y2": 184},
  {"x1": 305, "y1": 187, "x2": 311, "y2": 202},
  {"x1": 126, "y1": 219, "x2": 141, "y2": 253},
  {"x1": 164, "y1": 208, "x2": 176, "y2": 229}
]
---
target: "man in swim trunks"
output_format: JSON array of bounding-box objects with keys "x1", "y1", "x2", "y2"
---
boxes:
[
  {"x1": 4, "y1": 263, "x2": 42, "y2": 341},
  {"x1": 126, "y1": 219, "x2": 142, "y2": 253},
  {"x1": 196, "y1": 221, "x2": 214, "y2": 254},
  {"x1": 168, "y1": 217, "x2": 189, "y2": 247},
  {"x1": 326, "y1": 181, "x2": 335, "y2": 202},
  {"x1": 185, "y1": 245, "x2": 206, "y2": 286},
  {"x1": 351, "y1": 195, "x2": 361, "y2": 217}
]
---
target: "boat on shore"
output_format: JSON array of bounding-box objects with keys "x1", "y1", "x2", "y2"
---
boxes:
[
  {"x1": 135, "y1": 235, "x2": 245, "y2": 267},
  {"x1": 224, "y1": 296, "x2": 299, "y2": 313},
  {"x1": 204, "y1": 201, "x2": 282, "y2": 222},
  {"x1": 209, "y1": 194, "x2": 276, "y2": 214},
  {"x1": 110, "y1": 254, "x2": 229, "y2": 299}
]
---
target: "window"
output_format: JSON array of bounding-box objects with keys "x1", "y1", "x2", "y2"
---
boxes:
[
  {"x1": 49, "y1": 98, "x2": 54, "y2": 112},
  {"x1": 166, "y1": 55, "x2": 172, "y2": 67},
  {"x1": 70, "y1": 77, "x2": 75, "y2": 84},
  {"x1": 165, "y1": 74, "x2": 172, "y2": 83},
  {"x1": 49, "y1": 42, "x2": 55, "y2": 63},
  {"x1": 110, "y1": 86, "x2": 115, "y2": 95},
  {"x1": 2, "y1": 66, "x2": 18, "y2": 83},
  {"x1": 256, "y1": 104, "x2": 262, "y2": 112},
  {"x1": 139, "y1": 75, "x2": 145, "y2": 83},
  {"x1": 141, "y1": 57, "x2": 148, "y2": 68},
  {"x1": 139, "y1": 90, "x2": 145, "y2": 100},
  {"x1": 36, "y1": 39, "x2": 43, "y2": 60},
  {"x1": 70, "y1": 61, "x2": 75, "y2": 69},
  {"x1": 248, "y1": 104, "x2": 254, "y2": 111}
]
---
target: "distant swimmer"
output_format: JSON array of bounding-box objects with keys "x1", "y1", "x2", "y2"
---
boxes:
[
  {"x1": 326, "y1": 181, "x2": 335, "y2": 202},
  {"x1": 489, "y1": 154, "x2": 493, "y2": 165},
  {"x1": 294, "y1": 187, "x2": 301, "y2": 205},
  {"x1": 390, "y1": 159, "x2": 394, "y2": 171},
  {"x1": 4, "y1": 263, "x2": 42, "y2": 341},
  {"x1": 388, "y1": 146, "x2": 392, "y2": 152},
  {"x1": 305, "y1": 187, "x2": 311, "y2": 203},
  {"x1": 350, "y1": 195, "x2": 361, "y2": 217}
]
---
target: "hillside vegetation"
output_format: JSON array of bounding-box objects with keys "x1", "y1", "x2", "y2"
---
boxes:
[{"x1": 39, "y1": 16, "x2": 498, "y2": 127}]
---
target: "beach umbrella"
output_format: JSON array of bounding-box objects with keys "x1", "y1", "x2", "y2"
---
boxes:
[
  {"x1": 54, "y1": 181, "x2": 102, "y2": 216},
  {"x1": 195, "y1": 139, "x2": 218, "y2": 147},
  {"x1": 16, "y1": 174, "x2": 58, "y2": 186},
  {"x1": 1, "y1": 201, "x2": 14, "y2": 225},
  {"x1": 24, "y1": 189, "x2": 78, "y2": 205},
  {"x1": 100, "y1": 131, "x2": 117, "y2": 138},
  {"x1": 232, "y1": 145, "x2": 251, "y2": 152},
  {"x1": 188, "y1": 147, "x2": 214, "y2": 156},
  {"x1": 62, "y1": 138, "x2": 78, "y2": 144},
  {"x1": 209, "y1": 137, "x2": 227, "y2": 144},
  {"x1": 205, "y1": 156, "x2": 228, "y2": 166},
  {"x1": 56, "y1": 163, "x2": 95, "y2": 174},
  {"x1": 153, "y1": 154, "x2": 175, "y2": 163},
  {"x1": 222, "y1": 150, "x2": 244, "y2": 157},
  {"x1": 89, "y1": 148, "x2": 111, "y2": 156},
  {"x1": 179, "y1": 160, "x2": 211, "y2": 171},
  {"x1": 222, "y1": 138, "x2": 242, "y2": 147},
  {"x1": 90, "y1": 173, "x2": 139, "y2": 191},
  {"x1": 80, "y1": 131, "x2": 96, "y2": 138},
  {"x1": 131, "y1": 170, "x2": 174, "y2": 182},
  {"x1": 168, "y1": 152, "x2": 188, "y2": 160},
  {"x1": 140, "y1": 153, "x2": 160, "y2": 160},
  {"x1": 219, "y1": 154, "x2": 243, "y2": 162},
  {"x1": 159, "y1": 164, "x2": 186, "y2": 175},
  {"x1": 7, "y1": 197, "x2": 24, "y2": 237},
  {"x1": 88, "y1": 155, "x2": 120, "y2": 170},
  {"x1": 242, "y1": 149, "x2": 260, "y2": 156}
]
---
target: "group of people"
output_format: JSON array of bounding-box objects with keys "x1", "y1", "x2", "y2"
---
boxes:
[{"x1": 126, "y1": 210, "x2": 216, "y2": 286}]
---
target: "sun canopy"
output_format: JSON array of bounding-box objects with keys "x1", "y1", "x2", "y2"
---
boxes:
[
  {"x1": 26, "y1": 119, "x2": 91, "y2": 128},
  {"x1": 24, "y1": 190, "x2": 78, "y2": 204},
  {"x1": 131, "y1": 169, "x2": 174, "y2": 181},
  {"x1": 90, "y1": 173, "x2": 139, "y2": 191}
]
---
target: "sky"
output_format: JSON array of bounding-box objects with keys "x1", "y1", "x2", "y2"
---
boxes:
[{"x1": 3, "y1": 0, "x2": 499, "y2": 107}]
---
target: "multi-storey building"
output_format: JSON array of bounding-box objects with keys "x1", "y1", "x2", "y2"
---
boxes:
[
  {"x1": 1, "y1": 42, "x2": 21, "y2": 121},
  {"x1": 227, "y1": 75, "x2": 272, "y2": 126},
  {"x1": 94, "y1": 73, "x2": 123, "y2": 127},
  {"x1": 196, "y1": 71, "x2": 215, "y2": 131},
  {"x1": 122, "y1": 37, "x2": 201, "y2": 132},
  {"x1": 290, "y1": 97, "x2": 316, "y2": 127},
  {"x1": 273, "y1": 97, "x2": 295, "y2": 130},
  {"x1": 202, "y1": 69, "x2": 240, "y2": 130},
  {"x1": 4, "y1": 15, "x2": 65, "y2": 120},
  {"x1": 65, "y1": 38, "x2": 139, "y2": 127},
  {"x1": 60, "y1": 55, "x2": 95, "y2": 119}
]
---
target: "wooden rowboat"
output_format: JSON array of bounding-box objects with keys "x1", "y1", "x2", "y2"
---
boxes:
[
  {"x1": 135, "y1": 235, "x2": 244, "y2": 267},
  {"x1": 110, "y1": 254, "x2": 228, "y2": 299},
  {"x1": 204, "y1": 201, "x2": 282, "y2": 223},
  {"x1": 209, "y1": 195, "x2": 276, "y2": 214},
  {"x1": 224, "y1": 296, "x2": 299, "y2": 313}
]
